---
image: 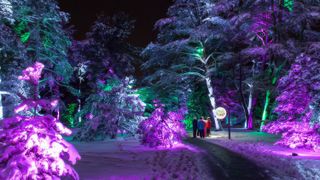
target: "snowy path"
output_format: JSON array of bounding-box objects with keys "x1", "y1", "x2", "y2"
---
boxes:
[
  {"x1": 69, "y1": 139, "x2": 212, "y2": 180},
  {"x1": 186, "y1": 138, "x2": 270, "y2": 180},
  {"x1": 66, "y1": 137, "x2": 275, "y2": 179}
]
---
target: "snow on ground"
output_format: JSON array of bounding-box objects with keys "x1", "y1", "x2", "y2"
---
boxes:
[
  {"x1": 68, "y1": 137, "x2": 212, "y2": 180},
  {"x1": 204, "y1": 130, "x2": 320, "y2": 180}
]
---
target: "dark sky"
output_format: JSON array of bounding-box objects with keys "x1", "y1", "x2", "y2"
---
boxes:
[{"x1": 57, "y1": 0, "x2": 173, "y2": 47}]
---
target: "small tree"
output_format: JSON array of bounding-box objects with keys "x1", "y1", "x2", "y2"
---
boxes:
[
  {"x1": 138, "y1": 100, "x2": 187, "y2": 148},
  {"x1": 0, "y1": 62, "x2": 80, "y2": 179},
  {"x1": 263, "y1": 54, "x2": 320, "y2": 150},
  {"x1": 74, "y1": 77, "x2": 146, "y2": 141}
]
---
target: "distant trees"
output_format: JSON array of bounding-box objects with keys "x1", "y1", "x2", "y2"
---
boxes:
[
  {"x1": 70, "y1": 13, "x2": 146, "y2": 140},
  {"x1": 142, "y1": 0, "x2": 320, "y2": 132}
]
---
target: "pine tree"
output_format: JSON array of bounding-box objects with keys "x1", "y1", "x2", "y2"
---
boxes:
[
  {"x1": 138, "y1": 100, "x2": 187, "y2": 148},
  {"x1": 142, "y1": 0, "x2": 232, "y2": 130},
  {"x1": 74, "y1": 77, "x2": 146, "y2": 141},
  {"x1": 10, "y1": 0, "x2": 74, "y2": 94},
  {"x1": 0, "y1": 62, "x2": 80, "y2": 179},
  {"x1": 0, "y1": 22, "x2": 30, "y2": 119},
  {"x1": 263, "y1": 52, "x2": 320, "y2": 150}
]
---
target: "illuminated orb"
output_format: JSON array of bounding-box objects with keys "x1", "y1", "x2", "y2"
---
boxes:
[{"x1": 215, "y1": 107, "x2": 227, "y2": 120}]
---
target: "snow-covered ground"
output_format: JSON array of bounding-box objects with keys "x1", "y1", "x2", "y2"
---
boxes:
[
  {"x1": 204, "y1": 130, "x2": 320, "y2": 180},
  {"x1": 69, "y1": 137, "x2": 212, "y2": 180}
]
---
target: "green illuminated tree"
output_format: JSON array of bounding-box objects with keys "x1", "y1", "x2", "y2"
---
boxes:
[
  {"x1": 10, "y1": 0, "x2": 74, "y2": 95},
  {"x1": 142, "y1": 0, "x2": 234, "y2": 130}
]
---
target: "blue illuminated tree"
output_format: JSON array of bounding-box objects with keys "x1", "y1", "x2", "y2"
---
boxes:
[
  {"x1": 9, "y1": 0, "x2": 74, "y2": 95},
  {"x1": 142, "y1": 0, "x2": 232, "y2": 130},
  {"x1": 74, "y1": 77, "x2": 146, "y2": 141}
]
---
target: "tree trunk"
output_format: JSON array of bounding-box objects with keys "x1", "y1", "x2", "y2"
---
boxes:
[
  {"x1": 205, "y1": 77, "x2": 220, "y2": 130},
  {"x1": 77, "y1": 88, "x2": 82, "y2": 124},
  {"x1": 260, "y1": 90, "x2": 270, "y2": 131},
  {"x1": 238, "y1": 64, "x2": 249, "y2": 129},
  {"x1": 247, "y1": 86, "x2": 254, "y2": 129}
]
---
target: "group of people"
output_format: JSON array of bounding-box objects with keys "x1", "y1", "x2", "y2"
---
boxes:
[{"x1": 192, "y1": 116, "x2": 212, "y2": 138}]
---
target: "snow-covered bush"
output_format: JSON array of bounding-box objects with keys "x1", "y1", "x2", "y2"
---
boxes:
[
  {"x1": 0, "y1": 62, "x2": 80, "y2": 179},
  {"x1": 74, "y1": 77, "x2": 145, "y2": 141},
  {"x1": 263, "y1": 54, "x2": 320, "y2": 151},
  {"x1": 138, "y1": 100, "x2": 187, "y2": 148}
]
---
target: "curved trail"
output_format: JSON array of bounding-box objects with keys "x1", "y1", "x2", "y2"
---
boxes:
[{"x1": 186, "y1": 138, "x2": 271, "y2": 180}]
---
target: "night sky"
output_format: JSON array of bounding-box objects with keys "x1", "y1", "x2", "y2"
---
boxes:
[{"x1": 57, "y1": 0, "x2": 173, "y2": 47}]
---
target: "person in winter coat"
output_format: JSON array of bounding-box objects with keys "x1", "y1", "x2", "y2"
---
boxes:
[
  {"x1": 192, "y1": 117, "x2": 198, "y2": 138},
  {"x1": 206, "y1": 117, "x2": 212, "y2": 137},
  {"x1": 197, "y1": 117, "x2": 205, "y2": 138},
  {"x1": 203, "y1": 118, "x2": 207, "y2": 137}
]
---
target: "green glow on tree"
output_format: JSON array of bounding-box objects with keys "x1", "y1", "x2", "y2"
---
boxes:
[
  {"x1": 43, "y1": 34, "x2": 53, "y2": 49},
  {"x1": 62, "y1": 103, "x2": 77, "y2": 128},
  {"x1": 20, "y1": 32, "x2": 30, "y2": 43},
  {"x1": 103, "y1": 78, "x2": 121, "y2": 92},
  {"x1": 13, "y1": 20, "x2": 30, "y2": 43},
  {"x1": 284, "y1": 0, "x2": 294, "y2": 11},
  {"x1": 260, "y1": 90, "x2": 270, "y2": 131},
  {"x1": 195, "y1": 46, "x2": 204, "y2": 58}
]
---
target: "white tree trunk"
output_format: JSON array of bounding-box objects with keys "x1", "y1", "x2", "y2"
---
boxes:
[
  {"x1": 205, "y1": 77, "x2": 220, "y2": 130},
  {"x1": 0, "y1": 91, "x2": 11, "y2": 120},
  {"x1": 245, "y1": 85, "x2": 253, "y2": 129},
  {"x1": 78, "y1": 88, "x2": 82, "y2": 123}
]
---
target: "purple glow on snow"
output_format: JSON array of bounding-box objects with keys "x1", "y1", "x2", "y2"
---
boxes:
[
  {"x1": 138, "y1": 101, "x2": 187, "y2": 148},
  {"x1": 86, "y1": 113, "x2": 94, "y2": 120},
  {"x1": 18, "y1": 62, "x2": 44, "y2": 85},
  {"x1": 263, "y1": 54, "x2": 320, "y2": 151},
  {"x1": 0, "y1": 62, "x2": 80, "y2": 179}
]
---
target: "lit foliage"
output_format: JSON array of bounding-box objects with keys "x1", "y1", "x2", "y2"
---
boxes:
[
  {"x1": 138, "y1": 101, "x2": 187, "y2": 148},
  {"x1": 0, "y1": 62, "x2": 80, "y2": 179},
  {"x1": 184, "y1": 86, "x2": 210, "y2": 130},
  {"x1": 284, "y1": 0, "x2": 294, "y2": 12},
  {"x1": 74, "y1": 77, "x2": 146, "y2": 141},
  {"x1": 141, "y1": 0, "x2": 218, "y2": 114},
  {"x1": 13, "y1": 20, "x2": 30, "y2": 43},
  {"x1": 251, "y1": 12, "x2": 273, "y2": 48},
  {"x1": 10, "y1": 0, "x2": 74, "y2": 91},
  {"x1": 136, "y1": 87, "x2": 156, "y2": 116},
  {"x1": 263, "y1": 54, "x2": 320, "y2": 150},
  {"x1": 0, "y1": 0, "x2": 13, "y2": 22},
  {"x1": 62, "y1": 103, "x2": 77, "y2": 128}
]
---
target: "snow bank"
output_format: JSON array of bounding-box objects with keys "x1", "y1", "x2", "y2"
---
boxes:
[{"x1": 205, "y1": 131, "x2": 320, "y2": 180}]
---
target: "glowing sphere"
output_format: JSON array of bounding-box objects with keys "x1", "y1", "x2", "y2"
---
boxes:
[{"x1": 215, "y1": 107, "x2": 227, "y2": 120}]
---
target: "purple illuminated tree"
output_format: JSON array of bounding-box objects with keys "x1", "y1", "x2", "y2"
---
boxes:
[
  {"x1": 263, "y1": 53, "x2": 320, "y2": 150},
  {"x1": 138, "y1": 100, "x2": 187, "y2": 148},
  {"x1": 0, "y1": 62, "x2": 80, "y2": 179}
]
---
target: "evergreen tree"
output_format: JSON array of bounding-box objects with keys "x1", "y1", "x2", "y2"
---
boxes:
[
  {"x1": 10, "y1": 0, "x2": 74, "y2": 95},
  {"x1": 138, "y1": 100, "x2": 187, "y2": 148},
  {"x1": 0, "y1": 62, "x2": 80, "y2": 179},
  {"x1": 0, "y1": 23, "x2": 29, "y2": 119},
  {"x1": 74, "y1": 77, "x2": 146, "y2": 141},
  {"x1": 142, "y1": 0, "x2": 232, "y2": 130},
  {"x1": 263, "y1": 51, "x2": 320, "y2": 150}
]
